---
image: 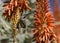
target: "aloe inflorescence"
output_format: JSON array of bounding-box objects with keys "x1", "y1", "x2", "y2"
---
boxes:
[
  {"x1": 3, "y1": 0, "x2": 31, "y2": 43},
  {"x1": 34, "y1": 0, "x2": 57, "y2": 43}
]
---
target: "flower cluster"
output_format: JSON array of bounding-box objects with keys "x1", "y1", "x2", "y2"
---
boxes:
[
  {"x1": 3, "y1": 0, "x2": 31, "y2": 20},
  {"x1": 34, "y1": 0, "x2": 57, "y2": 43}
]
